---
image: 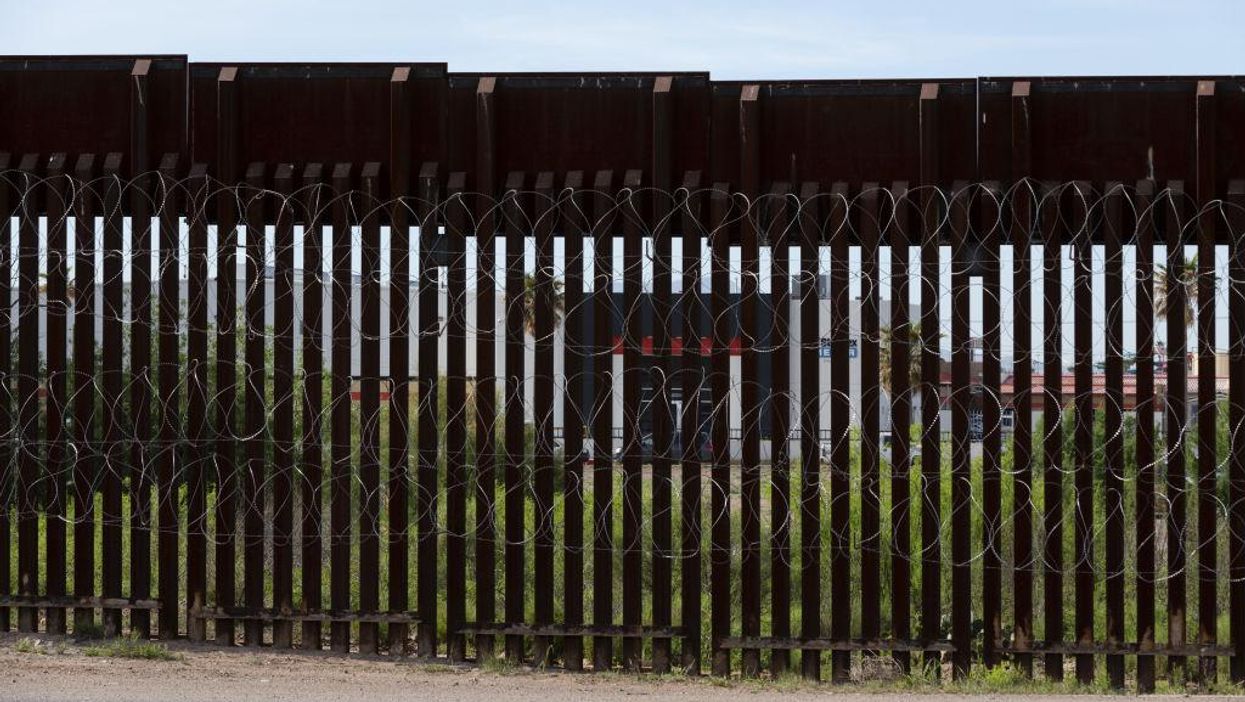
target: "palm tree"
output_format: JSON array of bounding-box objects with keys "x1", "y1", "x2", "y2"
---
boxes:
[
  {"x1": 879, "y1": 323, "x2": 941, "y2": 396},
  {"x1": 523, "y1": 273, "x2": 565, "y2": 335},
  {"x1": 1154, "y1": 253, "x2": 1201, "y2": 334}
]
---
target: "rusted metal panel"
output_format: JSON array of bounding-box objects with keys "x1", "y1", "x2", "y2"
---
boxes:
[
  {"x1": 980, "y1": 76, "x2": 1245, "y2": 188},
  {"x1": 446, "y1": 73, "x2": 709, "y2": 187},
  {"x1": 0, "y1": 56, "x2": 186, "y2": 174},
  {"x1": 1, "y1": 59, "x2": 1239, "y2": 207},
  {"x1": 189, "y1": 63, "x2": 445, "y2": 180},
  {"x1": 709, "y1": 79, "x2": 975, "y2": 193}
]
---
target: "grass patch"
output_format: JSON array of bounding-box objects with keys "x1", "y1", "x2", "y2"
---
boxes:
[
  {"x1": 479, "y1": 655, "x2": 522, "y2": 675},
  {"x1": 14, "y1": 638, "x2": 42, "y2": 654},
  {"x1": 13, "y1": 637, "x2": 67, "y2": 655},
  {"x1": 83, "y1": 637, "x2": 183, "y2": 662}
]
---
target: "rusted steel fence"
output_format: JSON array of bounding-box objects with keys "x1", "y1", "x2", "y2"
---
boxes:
[{"x1": 2, "y1": 57, "x2": 1245, "y2": 692}]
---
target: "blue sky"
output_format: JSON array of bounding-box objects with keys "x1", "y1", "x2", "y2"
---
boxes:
[{"x1": 3, "y1": 0, "x2": 1242, "y2": 78}]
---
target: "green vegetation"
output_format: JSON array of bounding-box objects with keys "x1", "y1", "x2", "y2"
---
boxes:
[
  {"x1": 13, "y1": 637, "x2": 67, "y2": 655},
  {"x1": 82, "y1": 636, "x2": 183, "y2": 661},
  {"x1": 14, "y1": 637, "x2": 41, "y2": 654},
  {"x1": 3, "y1": 316, "x2": 1242, "y2": 691}
]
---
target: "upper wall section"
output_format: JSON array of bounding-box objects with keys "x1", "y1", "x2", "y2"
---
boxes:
[
  {"x1": 0, "y1": 56, "x2": 1241, "y2": 199},
  {"x1": 0, "y1": 55, "x2": 187, "y2": 176}
]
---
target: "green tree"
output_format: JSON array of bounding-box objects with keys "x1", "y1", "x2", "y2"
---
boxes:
[
  {"x1": 523, "y1": 273, "x2": 564, "y2": 335},
  {"x1": 1154, "y1": 253, "x2": 1203, "y2": 333}
]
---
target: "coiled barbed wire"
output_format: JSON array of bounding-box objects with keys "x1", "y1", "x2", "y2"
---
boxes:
[{"x1": 1, "y1": 170, "x2": 1244, "y2": 633}]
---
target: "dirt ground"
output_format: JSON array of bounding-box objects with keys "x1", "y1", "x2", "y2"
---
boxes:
[{"x1": 1, "y1": 633, "x2": 1241, "y2": 702}]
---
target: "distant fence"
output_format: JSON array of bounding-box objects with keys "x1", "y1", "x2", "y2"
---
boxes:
[
  {"x1": 2, "y1": 168, "x2": 1245, "y2": 694},
  {"x1": 3, "y1": 57, "x2": 1245, "y2": 693}
]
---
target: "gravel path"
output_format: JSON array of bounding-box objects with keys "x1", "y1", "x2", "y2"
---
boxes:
[{"x1": 1, "y1": 634, "x2": 1241, "y2": 702}]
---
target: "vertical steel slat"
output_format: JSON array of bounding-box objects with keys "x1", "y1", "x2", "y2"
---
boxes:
[
  {"x1": 1041, "y1": 184, "x2": 1064, "y2": 682},
  {"x1": 502, "y1": 170, "x2": 527, "y2": 663},
  {"x1": 1194, "y1": 81, "x2": 1218, "y2": 684},
  {"x1": 1135, "y1": 179, "x2": 1157, "y2": 693},
  {"x1": 591, "y1": 170, "x2": 615, "y2": 671},
  {"x1": 1227, "y1": 180, "x2": 1245, "y2": 684},
  {"x1": 270, "y1": 164, "x2": 295, "y2": 648},
  {"x1": 1103, "y1": 182, "x2": 1126, "y2": 689},
  {"x1": 559, "y1": 172, "x2": 586, "y2": 670},
  {"x1": 1164, "y1": 181, "x2": 1188, "y2": 680},
  {"x1": 444, "y1": 172, "x2": 468, "y2": 662},
  {"x1": 620, "y1": 171, "x2": 644, "y2": 671},
  {"x1": 417, "y1": 164, "x2": 442, "y2": 656},
  {"x1": 300, "y1": 163, "x2": 325, "y2": 649},
  {"x1": 0, "y1": 152, "x2": 10, "y2": 633},
  {"x1": 650, "y1": 178, "x2": 674, "y2": 676},
  {"x1": 679, "y1": 173, "x2": 705, "y2": 675},
  {"x1": 768, "y1": 182, "x2": 792, "y2": 677},
  {"x1": 472, "y1": 181, "x2": 498, "y2": 661},
  {"x1": 980, "y1": 182, "x2": 1003, "y2": 669},
  {"x1": 532, "y1": 172, "x2": 555, "y2": 666},
  {"x1": 949, "y1": 181, "x2": 971, "y2": 679},
  {"x1": 829, "y1": 181, "x2": 851, "y2": 683},
  {"x1": 358, "y1": 162, "x2": 382, "y2": 654},
  {"x1": 100, "y1": 155, "x2": 125, "y2": 635},
  {"x1": 918, "y1": 182, "x2": 941, "y2": 675},
  {"x1": 1071, "y1": 182, "x2": 1094, "y2": 684},
  {"x1": 185, "y1": 163, "x2": 210, "y2": 642},
  {"x1": 708, "y1": 184, "x2": 731, "y2": 677},
  {"x1": 650, "y1": 79, "x2": 674, "y2": 676},
  {"x1": 739, "y1": 182, "x2": 761, "y2": 678},
  {"x1": 15, "y1": 153, "x2": 39, "y2": 633},
  {"x1": 1010, "y1": 186, "x2": 1036, "y2": 667},
  {"x1": 212, "y1": 71, "x2": 239, "y2": 645},
  {"x1": 71, "y1": 156, "x2": 97, "y2": 634},
  {"x1": 1010, "y1": 89, "x2": 1036, "y2": 677},
  {"x1": 387, "y1": 161, "x2": 411, "y2": 653},
  {"x1": 888, "y1": 182, "x2": 911, "y2": 675},
  {"x1": 156, "y1": 157, "x2": 183, "y2": 640},
  {"x1": 15, "y1": 153, "x2": 39, "y2": 634},
  {"x1": 797, "y1": 182, "x2": 822, "y2": 681},
  {"x1": 0, "y1": 152, "x2": 9, "y2": 633},
  {"x1": 388, "y1": 73, "x2": 413, "y2": 656},
  {"x1": 386, "y1": 166, "x2": 411, "y2": 654},
  {"x1": 738, "y1": 86, "x2": 761, "y2": 678},
  {"x1": 44, "y1": 154, "x2": 67, "y2": 637},
  {"x1": 130, "y1": 151, "x2": 154, "y2": 640},
  {"x1": 859, "y1": 184, "x2": 882, "y2": 660},
  {"x1": 918, "y1": 84, "x2": 942, "y2": 676},
  {"x1": 127, "y1": 61, "x2": 151, "y2": 639},
  {"x1": 473, "y1": 78, "x2": 498, "y2": 661},
  {"x1": 328, "y1": 163, "x2": 353, "y2": 653},
  {"x1": 148, "y1": 156, "x2": 175, "y2": 637},
  {"x1": 241, "y1": 161, "x2": 265, "y2": 646}
]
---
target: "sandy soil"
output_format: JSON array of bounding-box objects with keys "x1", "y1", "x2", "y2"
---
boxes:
[{"x1": 1, "y1": 633, "x2": 1241, "y2": 702}]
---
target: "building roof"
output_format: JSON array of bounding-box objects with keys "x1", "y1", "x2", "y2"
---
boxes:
[{"x1": 998, "y1": 372, "x2": 1229, "y2": 400}]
